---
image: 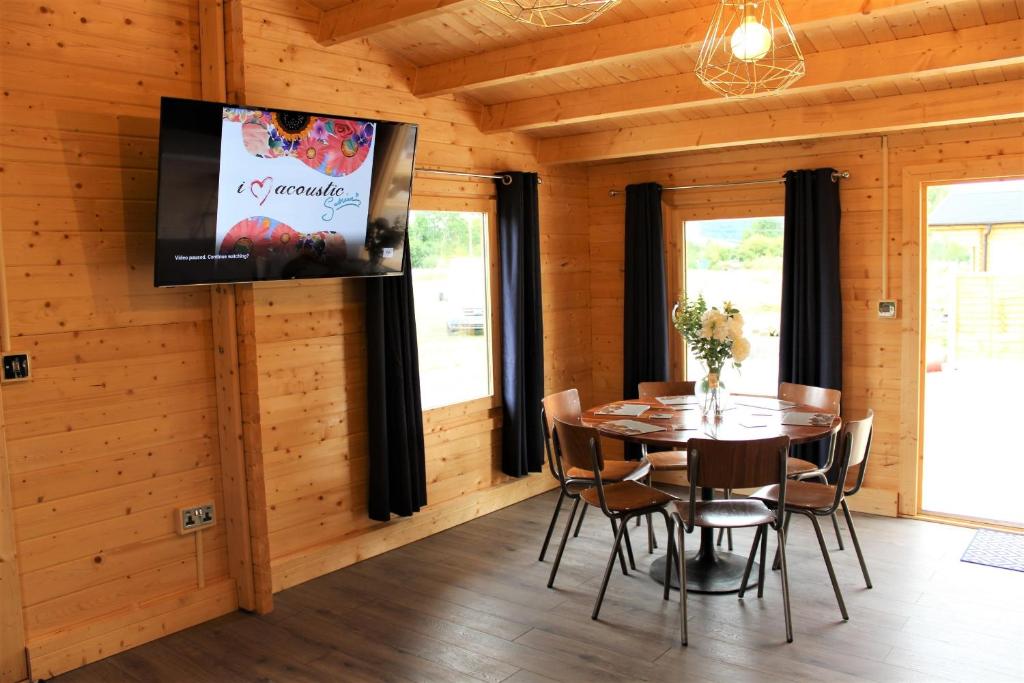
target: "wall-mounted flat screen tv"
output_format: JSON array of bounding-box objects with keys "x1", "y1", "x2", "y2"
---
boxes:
[{"x1": 154, "y1": 97, "x2": 419, "y2": 287}]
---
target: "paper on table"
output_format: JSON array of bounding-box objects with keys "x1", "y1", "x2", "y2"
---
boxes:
[
  {"x1": 734, "y1": 397, "x2": 797, "y2": 411},
  {"x1": 656, "y1": 395, "x2": 700, "y2": 406},
  {"x1": 648, "y1": 412, "x2": 675, "y2": 419},
  {"x1": 601, "y1": 420, "x2": 666, "y2": 435},
  {"x1": 595, "y1": 403, "x2": 650, "y2": 417},
  {"x1": 781, "y1": 412, "x2": 837, "y2": 427}
]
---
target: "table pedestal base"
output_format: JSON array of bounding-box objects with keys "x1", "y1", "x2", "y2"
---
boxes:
[{"x1": 650, "y1": 552, "x2": 759, "y2": 594}]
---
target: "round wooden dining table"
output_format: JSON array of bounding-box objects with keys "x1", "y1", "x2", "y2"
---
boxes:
[{"x1": 581, "y1": 395, "x2": 839, "y2": 594}]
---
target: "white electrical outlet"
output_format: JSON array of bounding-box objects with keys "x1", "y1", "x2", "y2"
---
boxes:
[
  {"x1": 177, "y1": 503, "x2": 215, "y2": 535},
  {"x1": 878, "y1": 300, "x2": 898, "y2": 319}
]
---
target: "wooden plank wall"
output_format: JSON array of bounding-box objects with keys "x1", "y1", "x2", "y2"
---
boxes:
[
  {"x1": 0, "y1": 0, "x2": 242, "y2": 678},
  {"x1": 234, "y1": 0, "x2": 590, "y2": 594},
  {"x1": 586, "y1": 120, "x2": 1024, "y2": 516},
  {"x1": 0, "y1": 0, "x2": 592, "y2": 677}
]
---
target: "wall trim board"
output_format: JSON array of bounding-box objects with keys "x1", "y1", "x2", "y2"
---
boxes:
[
  {"x1": 897, "y1": 158, "x2": 1024, "y2": 518},
  {"x1": 235, "y1": 284, "x2": 275, "y2": 613},
  {"x1": 269, "y1": 473, "x2": 558, "y2": 593},
  {"x1": 199, "y1": 0, "x2": 261, "y2": 614},
  {"x1": 0, "y1": 385, "x2": 29, "y2": 683}
]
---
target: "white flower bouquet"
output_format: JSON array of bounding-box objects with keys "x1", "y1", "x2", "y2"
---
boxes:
[{"x1": 671, "y1": 294, "x2": 750, "y2": 416}]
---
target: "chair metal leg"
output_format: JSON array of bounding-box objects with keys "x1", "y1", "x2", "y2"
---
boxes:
[
  {"x1": 841, "y1": 499, "x2": 873, "y2": 589},
  {"x1": 808, "y1": 512, "x2": 849, "y2": 621},
  {"x1": 832, "y1": 512, "x2": 845, "y2": 551},
  {"x1": 777, "y1": 526, "x2": 793, "y2": 643},
  {"x1": 609, "y1": 518, "x2": 629, "y2": 576},
  {"x1": 593, "y1": 514, "x2": 629, "y2": 620},
  {"x1": 677, "y1": 519, "x2": 688, "y2": 646},
  {"x1": 757, "y1": 522, "x2": 768, "y2": 598},
  {"x1": 716, "y1": 489, "x2": 734, "y2": 550},
  {"x1": 539, "y1": 489, "x2": 566, "y2": 561},
  {"x1": 661, "y1": 511, "x2": 674, "y2": 601},
  {"x1": 647, "y1": 513, "x2": 656, "y2": 553},
  {"x1": 738, "y1": 525, "x2": 761, "y2": 599},
  {"x1": 772, "y1": 510, "x2": 793, "y2": 571},
  {"x1": 547, "y1": 497, "x2": 579, "y2": 588},
  {"x1": 573, "y1": 502, "x2": 588, "y2": 538},
  {"x1": 622, "y1": 520, "x2": 638, "y2": 571}
]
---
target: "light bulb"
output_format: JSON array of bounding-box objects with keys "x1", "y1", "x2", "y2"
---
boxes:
[{"x1": 730, "y1": 16, "x2": 772, "y2": 62}]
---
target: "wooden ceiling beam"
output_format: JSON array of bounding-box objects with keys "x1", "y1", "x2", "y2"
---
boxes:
[
  {"x1": 482, "y1": 19, "x2": 1024, "y2": 133},
  {"x1": 317, "y1": 0, "x2": 469, "y2": 47},
  {"x1": 536, "y1": 80, "x2": 1024, "y2": 165},
  {"x1": 413, "y1": 0, "x2": 953, "y2": 97}
]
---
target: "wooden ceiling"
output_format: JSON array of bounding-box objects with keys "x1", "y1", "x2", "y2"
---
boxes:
[{"x1": 303, "y1": 0, "x2": 1024, "y2": 164}]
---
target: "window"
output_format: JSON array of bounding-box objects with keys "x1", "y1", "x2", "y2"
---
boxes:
[
  {"x1": 683, "y1": 216, "x2": 784, "y2": 396},
  {"x1": 407, "y1": 208, "x2": 495, "y2": 410}
]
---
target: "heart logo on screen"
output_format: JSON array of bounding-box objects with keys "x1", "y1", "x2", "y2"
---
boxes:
[{"x1": 250, "y1": 177, "x2": 273, "y2": 206}]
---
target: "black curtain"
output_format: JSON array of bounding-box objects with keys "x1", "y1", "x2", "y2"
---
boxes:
[
  {"x1": 780, "y1": 168, "x2": 843, "y2": 470},
  {"x1": 623, "y1": 183, "x2": 670, "y2": 460},
  {"x1": 496, "y1": 172, "x2": 545, "y2": 477},
  {"x1": 365, "y1": 243, "x2": 427, "y2": 521}
]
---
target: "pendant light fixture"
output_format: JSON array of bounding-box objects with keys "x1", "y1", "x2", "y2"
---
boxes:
[
  {"x1": 695, "y1": 0, "x2": 805, "y2": 98},
  {"x1": 478, "y1": 0, "x2": 620, "y2": 28}
]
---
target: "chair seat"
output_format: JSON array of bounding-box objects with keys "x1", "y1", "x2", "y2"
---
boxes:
[
  {"x1": 786, "y1": 457, "x2": 818, "y2": 477},
  {"x1": 581, "y1": 480, "x2": 675, "y2": 513},
  {"x1": 672, "y1": 499, "x2": 775, "y2": 529},
  {"x1": 566, "y1": 459, "x2": 651, "y2": 483},
  {"x1": 647, "y1": 450, "x2": 688, "y2": 471},
  {"x1": 750, "y1": 480, "x2": 838, "y2": 511}
]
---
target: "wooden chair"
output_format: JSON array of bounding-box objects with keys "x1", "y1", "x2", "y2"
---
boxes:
[
  {"x1": 636, "y1": 381, "x2": 696, "y2": 550},
  {"x1": 779, "y1": 381, "x2": 841, "y2": 479},
  {"x1": 777, "y1": 382, "x2": 845, "y2": 548},
  {"x1": 671, "y1": 435, "x2": 793, "y2": 645},
  {"x1": 539, "y1": 389, "x2": 650, "y2": 587},
  {"x1": 551, "y1": 417, "x2": 676, "y2": 620},
  {"x1": 636, "y1": 380, "x2": 696, "y2": 473},
  {"x1": 838, "y1": 410, "x2": 875, "y2": 589},
  {"x1": 750, "y1": 411, "x2": 874, "y2": 622}
]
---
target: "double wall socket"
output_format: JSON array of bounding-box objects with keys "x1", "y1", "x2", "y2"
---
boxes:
[{"x1": 177, "y1": 503, "x2": 215, "y2": 535}]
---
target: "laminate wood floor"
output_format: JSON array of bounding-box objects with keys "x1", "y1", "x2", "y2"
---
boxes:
[{"x1": 54, "y1": 489, "x2": 1024, "y2": 682}]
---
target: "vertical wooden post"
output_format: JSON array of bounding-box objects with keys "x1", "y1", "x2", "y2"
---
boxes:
[
  {"x1": 0, "y1": 386, "x2": 29, "y2": 683},
  {"x1": 234, "y1": 285, "x2": 273, "y2": 612},
  {"x1": 199, "y1": 0, "x2": 271, "y2": 612}
]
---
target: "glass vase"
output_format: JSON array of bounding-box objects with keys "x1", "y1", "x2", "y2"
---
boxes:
[{"x1": 698, "y1": 366, "x2": 727, "y2": 420}]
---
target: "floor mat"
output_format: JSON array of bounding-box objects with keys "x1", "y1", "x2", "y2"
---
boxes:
[{"x1": 961, "y1": 529, "x2": 1024, "y2": 572}]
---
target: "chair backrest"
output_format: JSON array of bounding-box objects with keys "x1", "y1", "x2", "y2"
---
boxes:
[
  {"x1": 540, "y1": 389, "x2": 582, "y2": 482},
  {"x1": 842, "y1": 409, "x2": 874, "y2": 496},
  {"x1": 779, "y1": 382, "x2": 841, "y2": 413},
  {"x1": 552, "y1": 416, "x2": 604, "y2": 480},
  {"x1": 684, "y1": 436, "x2": 790, "y2": 530},
  {"x1": 637, "y1": 381, "x2": 696, "y2": 400}
]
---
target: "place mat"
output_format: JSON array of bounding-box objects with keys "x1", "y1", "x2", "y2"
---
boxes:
[
  {"x1": 961, "y1": 529, "x2": 1024, "y2": 573},
  {"x1": 600, "y1": 420, "x2": 665, "y2": 435},
  {"x1": 781, "y1": 412, "x2": 836, "y2": 427},
  {"x1": 594, "y1": 403, "x2": 649, "y2": 417}
]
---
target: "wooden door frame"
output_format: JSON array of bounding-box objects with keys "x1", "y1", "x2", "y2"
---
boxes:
[{"x1": 898, "y1": 159, "x2": 1021, "y2": 518}]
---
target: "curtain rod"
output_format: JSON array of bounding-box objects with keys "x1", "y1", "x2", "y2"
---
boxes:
[
  {"x1": 415, "y1": 168, "x2": 543, "y2": 186},
  {"x1": 607, "y1": 170, "x2": 849, "y2": 197}
]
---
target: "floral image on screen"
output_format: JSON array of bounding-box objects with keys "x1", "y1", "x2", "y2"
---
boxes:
[
  {"x1": 224, "y1": 107, "x2": 375, "y2": 177},
  {"x1": 215, "y1": 106, "x2": 377, "y2": 267}
]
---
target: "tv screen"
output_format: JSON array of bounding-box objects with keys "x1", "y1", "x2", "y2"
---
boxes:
[{"x1": 154, "y1": 97, "x2": 419, "y2": 287}]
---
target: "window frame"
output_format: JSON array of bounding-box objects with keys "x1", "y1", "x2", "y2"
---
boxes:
[
  {"x1": 667, "y1": 206, "x2": 785, "y2": 398},
  {"x1": 408, "y1": 195, "x2": 501, "y2": 418}
]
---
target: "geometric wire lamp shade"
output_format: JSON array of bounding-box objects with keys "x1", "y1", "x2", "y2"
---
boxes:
[
  {"x1": 477, "y1": 0, "x2": 620, "y2": 27},
  {"x1": 695, "y1": 0, "x2": 806, "y2": 98}
]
